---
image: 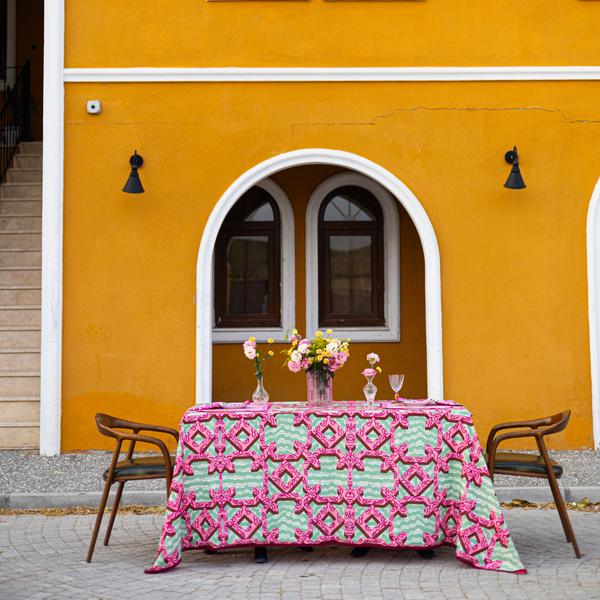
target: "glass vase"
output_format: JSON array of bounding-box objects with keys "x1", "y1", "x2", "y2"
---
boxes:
[
  {"x1": 306, "y1": 371, "x2": 333, "y2": 407},
  {"x1": 363, "y1": 375, "x2": 377, "y2": 406},
  {"x1": 252, "y1": 376, "x2": 269, "y2": 405}
]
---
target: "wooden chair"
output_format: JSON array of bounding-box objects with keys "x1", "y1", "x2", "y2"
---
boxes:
[
  {"x1": 87, "y1": 413, "x2": 179, "y2": 562},
  {"x1": 484, "y1": 410, "x2": 581, "y2": 558}
]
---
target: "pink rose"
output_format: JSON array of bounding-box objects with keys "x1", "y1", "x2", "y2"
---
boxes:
[
  {"x1": 362, "y1": 368, "x2": 377, "y2": 377},
  {"x1": 300, "y1": 358, "x2": 310, "y2": 369},
  {"x1": 288, "y1": 361, "x2": 302, "y2": 373},
  {"x1": 243, "y1": 340, "x2": 256, "y2": 349},
  {"x1": 337, "y1": 351, "x2": 348, "y2": 364}
]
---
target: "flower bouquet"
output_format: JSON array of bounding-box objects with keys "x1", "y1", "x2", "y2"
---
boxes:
[
  {"x1": 362, "y1": 353, "x2": 382, "y2": 406},
  {"x1": 282, "y1": 329, "x2": 350, "y2": 407},
  {"x1": 243, "y1": 337, "x2": 274, "y2": 404}
]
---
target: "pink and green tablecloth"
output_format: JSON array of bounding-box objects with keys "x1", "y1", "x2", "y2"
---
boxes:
[{"x1": 147, "y1": 401, "x2": 525, "y2": 574}]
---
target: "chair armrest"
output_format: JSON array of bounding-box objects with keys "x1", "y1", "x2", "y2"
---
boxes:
[
  {"x1": 135, "y1": 424, "x2": 179, "y2": 444},
  {"x1": 485, "y1": 420, "x2": 538, "y2": 454},
  {"x1": 106, "y1": 431, "x2": 174, "y2": 487},
  {"x1": 486, "y1": 428, "x2": 541, "y2": 479}
]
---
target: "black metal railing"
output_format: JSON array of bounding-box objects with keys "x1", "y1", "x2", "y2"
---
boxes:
[{"x1": 1, "y1": 62, "x2": 31, "y2": 183}]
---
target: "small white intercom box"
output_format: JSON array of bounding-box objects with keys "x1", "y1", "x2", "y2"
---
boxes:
[{"x1": 87, "y1": 101, "x2": 101, "y2": 114}]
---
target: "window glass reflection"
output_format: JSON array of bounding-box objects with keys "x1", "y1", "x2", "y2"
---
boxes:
[
  {"x1": 329, "y1": 235, "x2": 373, "y2": 314},
  {"x1": 324, "y1": 194, "x2": 375, "y2": 222},
  {"x1": 226, "y1": 236, "x2": 269, "y2": 315}
]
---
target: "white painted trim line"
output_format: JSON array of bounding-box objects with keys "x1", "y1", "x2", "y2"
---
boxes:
[
  {"x1": 40, "y1": 0, "x2": 65, "y2": 456},
  {"x1": 587, "y1": 178, "x2": 600, "y2": 450},
  {"x1": 212, "y1": 177, "x2": 295, "y2": 344},
  {"x1": 65, "y1": 66, "x2": 600, "y2": 83},
  {"x1": 305, "y1": 172, "x2": 400, "y2": 343},
  {"x1": 197, "y1": 149, "x2": 443, "y2": 404}
]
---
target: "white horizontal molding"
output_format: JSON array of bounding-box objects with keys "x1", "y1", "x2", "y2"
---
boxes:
[{"x1": 64, "y1": 66, "x2": 600, "y2": 83}]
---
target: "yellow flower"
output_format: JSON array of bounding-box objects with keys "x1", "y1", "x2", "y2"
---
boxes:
[
  {"x1": 316, "y1": 331, "x2": 323, "y2": 337},
  {"x1": 249, "y1": 337, "x2": 256, "y2": 342},
  {"x1": 326, "y1": 329, "x2": 333, "y2": 334},
  {"x1": 288, "y1": 349, "x2": 293, "y2": 355},
  {"x1": 376, "y1": 366, "x2": 382, "y2": 373},
  {"x1": 292, "y1": 340, "x2": 298, "y2": 346},
  {"x1": 268, "y1": 351, "x2": 274, "y2": 356},
  {"x1": 268, "y1": 338, "x2": 274, "y2": 344},
  {"x1": 317, "y1": 355, "x2": 323, "y2": 361},
  {"x1": 324, "y1": 358, "x2": 329, "y2": 364},
  {"x1": 292, "y1": 329, "x2": 298, "y2": 335},
  {"x1": 316, "y1": 349, "x2": 322, "y2": 354}
]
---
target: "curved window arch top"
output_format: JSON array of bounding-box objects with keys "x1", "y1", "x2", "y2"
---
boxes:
[
  {"x1": 319, "y1": 186, "x2": 385, "y2": 328},
  {"x1": 214, "y1": 186, "x2": 281, "y2": 329},
  {"x1": 306, "y1": 172, "x2": 400, "y2": 343}
]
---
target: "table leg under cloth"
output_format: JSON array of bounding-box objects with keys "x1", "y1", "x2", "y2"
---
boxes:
[{"x1": 146, "y1": 402, "x2": 526, "y2": 574}]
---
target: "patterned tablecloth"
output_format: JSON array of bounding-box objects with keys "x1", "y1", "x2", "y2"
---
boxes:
[{"x1": 146, "y1": 401, "x2": 526, "y2": 574}]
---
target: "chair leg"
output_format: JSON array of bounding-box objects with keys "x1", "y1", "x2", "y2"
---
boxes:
[
  {"x1": 103, "y1": 481, "x2": 125, "y2": 546},
  {"x1": 87, "y1": 479, "x2": 113, "y2": 563},
  {"x1": 548, "y1": 476, "x2": 581, "y2": 558}
]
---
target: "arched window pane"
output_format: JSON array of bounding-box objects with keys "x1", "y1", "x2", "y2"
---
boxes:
[
  {"x1": 323, "y1": 192, "x2": 376, "y2": 222},
  {"x1": 215, "y1": 186, "x2": 281, "y2": 328},
  {"x1": 226, "y1": 236, "x2": 270, "y2": 315},
  {"x1": 329, "y1": 236, "x2": 373, "y2": 314},
  {"x1": 224, "y1": 189, "x2": 275, "y2": 222}
]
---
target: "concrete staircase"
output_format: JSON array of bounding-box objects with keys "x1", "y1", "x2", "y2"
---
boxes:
[{"x1": 0, "y1": 142, "x2": 42, "y2": 449}]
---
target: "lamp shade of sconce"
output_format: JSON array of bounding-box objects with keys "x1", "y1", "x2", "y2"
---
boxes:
[
  {"x1": 504, "y1": 146, "x2": 526, "y2": 190},
  {"x1": 122, "y1": 151, "x2": 145, "y2": 194}
]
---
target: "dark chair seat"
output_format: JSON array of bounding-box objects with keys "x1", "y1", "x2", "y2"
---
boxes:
[
  {"x1": 103, "y1": 456, "x2": 177, "y2": 480},
  {"x1": 484, "y1": 451, "x2": 563, "y2": 478}
]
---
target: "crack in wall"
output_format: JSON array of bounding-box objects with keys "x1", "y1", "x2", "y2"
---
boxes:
[{"x1": 291, "y1": 106, "x2": 600, "y2": 133}]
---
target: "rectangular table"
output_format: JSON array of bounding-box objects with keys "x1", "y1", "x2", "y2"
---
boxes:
[{"x1": 147, "y1": 401, "x2": 526, "y2": 574}]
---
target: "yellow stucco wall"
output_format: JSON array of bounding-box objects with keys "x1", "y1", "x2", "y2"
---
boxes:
[
  {"x1": 65, "y1": 0, "x2": 600, "y2": 68},
  {"x1": 61, "y1": 79, "x2": 596, "y2": 451}
]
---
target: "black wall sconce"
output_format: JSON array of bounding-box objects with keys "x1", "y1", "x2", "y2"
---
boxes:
[
  {"x1": 122, "y1": 151, "x2": 145, "y2": 194},
  {"x1": 504, "y1": 146, "x2": 526, "y2": 190}
]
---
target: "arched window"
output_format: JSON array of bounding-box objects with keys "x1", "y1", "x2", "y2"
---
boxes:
[
  {"x1": 318, "y1": 186, "x2": 385, "y2": 327},
  {"x1": 306, "y1": 172, "x2": 400, "y2": 342},
  {"x1": 214, "y1": 186, "x2": 281, "y2": 328}
]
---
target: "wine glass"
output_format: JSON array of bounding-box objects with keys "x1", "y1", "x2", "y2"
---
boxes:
[{"x1": 389, "y1": 374, "x2": 404, "y2": 400}]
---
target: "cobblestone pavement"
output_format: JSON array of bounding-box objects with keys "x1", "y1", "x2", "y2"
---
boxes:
[{"x1": 0, "y1": 510, "x2": 598, "y2": 599}]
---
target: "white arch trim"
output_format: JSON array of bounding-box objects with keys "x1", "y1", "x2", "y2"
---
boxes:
[
  {"x1": 212, "y1": 177, "x2": 296, "y2": 344},
  {"x1": 586, "y1": 178, "x2": 600, "y2": 449},
  {"x1": 196, "y1": 149, "x2": 443, "y2": 404},
  {"x1": 305, "y1": 172, "x2": 401, "y2": 342}
]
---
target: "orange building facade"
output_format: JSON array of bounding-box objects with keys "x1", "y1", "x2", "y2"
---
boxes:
[{"x1": 21, "y1": 1, "x2": 600, "y2": 453}]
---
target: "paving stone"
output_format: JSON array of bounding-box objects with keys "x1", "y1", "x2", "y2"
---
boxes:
[{"x1": 0, "y1": 509, "x2": 598, "y2": 599}]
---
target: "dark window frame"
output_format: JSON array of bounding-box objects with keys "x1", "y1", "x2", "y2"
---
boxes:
[
  {"x1": 214, "y1": 187, "x2": 281, "y2": 328},
  {"x1": 318, "y1": 186, "x2": 385, "y2": 328}
]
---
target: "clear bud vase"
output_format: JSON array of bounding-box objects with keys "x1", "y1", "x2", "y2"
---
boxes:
[
  {"x1": 363, "y1": 375, "x2": 377, "y2": 406},
  {"x1": 306, "y1": 371, "x2": 333, "y2": 407},
  {"x1": 252, "y1": 376, "x2": 269, "y2": 405}
]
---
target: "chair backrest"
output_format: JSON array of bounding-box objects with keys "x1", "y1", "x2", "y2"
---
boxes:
[
  {"x1": 536, "y1": 410, "x2": 571, "y2": 437},
  {"x1": 95, "y1": 413, "x2": 143, "y2": 441}
]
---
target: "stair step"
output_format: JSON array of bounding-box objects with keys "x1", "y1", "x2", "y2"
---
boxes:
[
  {"x1": 0, "y1": 183, "x2": 42, "y2": 199},
  {"x1": 0, "y1": 288, "x2": 41, "y2": 305},
  {"x1": 7, "y1": 169, "x2": 42, "y2": 184},
  {"x1": 19, "y1": 142, "x2": 43, "y2": 155},
  {"x1": 0, "y1": 419, "x2": 40, "y2": 449},
  {"x1": 0, "y1": 307, "x2": 41, "y2": 327},
  {"x1": 13, "y1": 155, "x2": 42, "y2": 170},
  {"x1": 0, "y1": 273, "x2": 42, "y2": 286},
  {"x1": 0, "y1": 394, "x2": 40, "y2": 400},
  {"x1": 0, "y1": 370, "x2": 40, "y2": 376},
  {"x1": 0, "y1": 216, "x2": 42, "y2": 231},
  {"x1": 0, "y1": 199, "x2": 42, "y2": 216},
  {"x1": 0, "y1": 370, "x2": 40, "y2": 394},
  {"x1": 0, "y1": 250, "x2": 42, "y2": 267},
  {"x1": 0, "y1": 234, "x2": 42, "y2": 249},
  {"x1": 0, "y1": 351, "x2": 40, "y2": 369},
  {"x1": 0, "y1": 327, "x2": 41, "y2": 348}
]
